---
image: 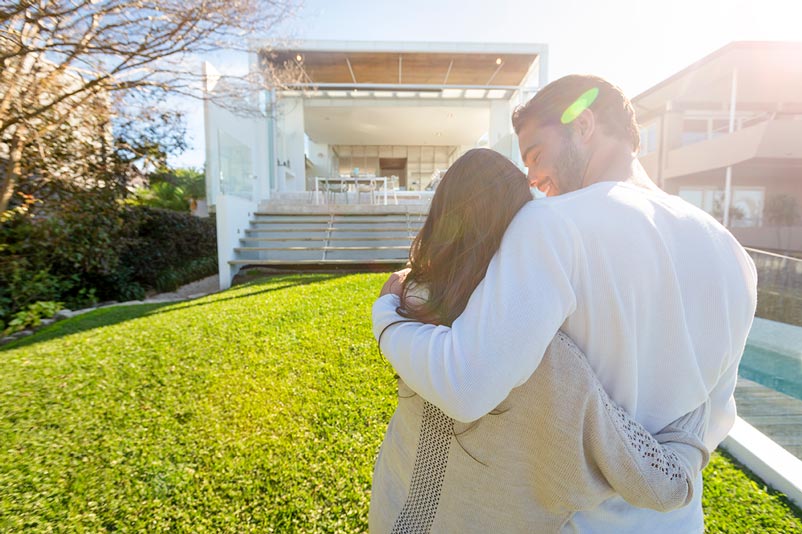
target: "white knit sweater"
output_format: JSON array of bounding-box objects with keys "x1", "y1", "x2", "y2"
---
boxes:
[
  {"x1": 373, "y1": 182, "x2": 757, "y2": 532},
  {"x1": 370, "y1": 332, "x2": 709, "y2": 533}
]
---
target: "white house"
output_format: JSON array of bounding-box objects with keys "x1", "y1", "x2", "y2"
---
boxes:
[{"x1": 204, "y1": 40, "x2": 548, "y2": 289}]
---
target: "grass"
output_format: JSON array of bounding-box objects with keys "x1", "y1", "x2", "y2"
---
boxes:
[
  {"x1": 1, "y1": 272, "x2": 800, "y2": 532},
  {"x1": 703, "y1": 451, "x2": 802, "y2": 533}
]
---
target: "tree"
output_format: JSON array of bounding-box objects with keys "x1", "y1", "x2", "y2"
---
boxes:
[
  {"x1": 711, "y1": 193, "x2": 745, "y2": 226},
  {"x1": 0, "y1": 0, "x2": 300, "y2": 213},
  {"x1": 130, "y1": 167, "x2": 206, "y2": 212},
  {"x1": 765, "y1": 194, "x2": 801, "y2": 253}
]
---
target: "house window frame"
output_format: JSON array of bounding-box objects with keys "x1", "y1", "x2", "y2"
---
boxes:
[{"x1": 678, "y1": 185, "x2": 765, "y2": 227}]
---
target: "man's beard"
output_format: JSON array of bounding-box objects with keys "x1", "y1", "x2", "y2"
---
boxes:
[{"x1": 553, "y1": 134, "x2": 588, "y2": 195}]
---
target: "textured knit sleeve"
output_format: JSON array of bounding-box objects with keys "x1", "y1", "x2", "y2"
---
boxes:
[
  {"x1": 373, "y1": 203, "x2": 578, "y2": 423},
  {"x1": 526, "y1": 333, "x2": 711, "y2": 514},
  {"x1": 590, "y1": 389, "x2": 710, "y2": 511}
]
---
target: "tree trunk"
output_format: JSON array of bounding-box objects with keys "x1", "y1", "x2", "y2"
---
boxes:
[{"x1": 0, "y1": 133, "x2": 26, "y2": 214}]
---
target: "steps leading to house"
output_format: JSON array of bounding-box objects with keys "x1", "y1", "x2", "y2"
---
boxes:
[{"x1": 230, "y1": 212, "x2": 426, "y2": 267}]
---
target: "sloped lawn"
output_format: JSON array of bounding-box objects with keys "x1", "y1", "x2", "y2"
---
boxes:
[{"x1": 1, "y1": 273, "x2": 800, "y2": 532}]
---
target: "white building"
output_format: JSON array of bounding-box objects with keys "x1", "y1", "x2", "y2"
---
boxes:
[{"x1": 204, "y1": 40, "x2": 548, "y2": 288}]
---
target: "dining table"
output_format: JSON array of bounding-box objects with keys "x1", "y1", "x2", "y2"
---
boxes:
[{"x1": 314, "y1": 176, "x2": 388, "y2": 205}]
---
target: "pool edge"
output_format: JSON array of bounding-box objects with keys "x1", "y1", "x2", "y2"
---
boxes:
[{"x1": 721, "y1": 416, "x2": 802, "y2": 509}]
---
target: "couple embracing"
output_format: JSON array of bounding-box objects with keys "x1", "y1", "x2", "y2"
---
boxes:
[{"x1": 369, "y1": 75, "x2": 757, "y2": 533}]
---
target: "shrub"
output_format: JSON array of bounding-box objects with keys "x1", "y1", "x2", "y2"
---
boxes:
[
  {"x1": 120, "y1": 206, "x2": 217, "y2": 292},
  {"x1": 0, "y1": 197, "x2": 216, "y2": 327},
  {"x1": 0, "y1": 199, "x2": 93, "y2": 325},
  {"x1": 2, "y1": 300, "x2": 63, "y2": 336},
  {"x1": 0, "y1": 186, "x2": 132, "y2": 306}
]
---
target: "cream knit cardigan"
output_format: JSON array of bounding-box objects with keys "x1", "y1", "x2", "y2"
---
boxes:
[{"x1": 369, "y1": 331, "x2": 709, "y2": 533}]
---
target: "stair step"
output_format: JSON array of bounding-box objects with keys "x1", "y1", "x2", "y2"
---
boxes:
[
  {"x1": 250, "y1": 224, "x2": 422, "y2": 231},
  {"x1": 245, "y1": 227, "x2": 416, "y2": 234},
  {"x1": 235, "y1": 246, "x2": 409, "y2": 252},
  {"x1": 229, "y1": 211, "x2": 424, "y2": 268},
  {"x1": 240, "y1": 236, "x2": 414, "y2": 242},
  {"x1": 254, "y1": 211, "x2": 420, "y2": 217},
  {"x1": 250, "y1": 220, "x2": 419, "y2": 227},
  {"x1": 229, "y1": 259, "x2": 407, "y2": 265}
]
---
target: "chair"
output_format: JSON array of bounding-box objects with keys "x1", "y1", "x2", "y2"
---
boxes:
[
  {"x1": 319, "y1": 178, "x2": 350, "y2": 204},
  {"x1": 355, "y1": 178, "x2": 377, "y2": 204}
]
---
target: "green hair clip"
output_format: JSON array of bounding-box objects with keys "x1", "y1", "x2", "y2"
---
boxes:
[{"x1": 560, "y1": 87, "x2": 599, "y2": 125}]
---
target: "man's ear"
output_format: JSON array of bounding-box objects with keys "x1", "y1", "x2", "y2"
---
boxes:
[{"x1": 573, "y1": 109, "x2": 596, "y2": 143}]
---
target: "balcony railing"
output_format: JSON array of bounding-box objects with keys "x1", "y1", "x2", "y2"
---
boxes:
[
  {"x1": 662, "y1": 119, "x2": 802, "y2": 180},
  {"x1": 747, "y1": 248, "x2": 802, "y2": 326}
]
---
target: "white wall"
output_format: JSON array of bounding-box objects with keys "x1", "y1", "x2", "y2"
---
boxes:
[
  {"x1": 204, "y1": 61, "x2": 265, "y2": 289},
  {"x1": 276, "y1": 97, "x2": 305, "y2": 192},
  {"x1": 307, "y1": 140, "x2": 331, "y2": 189},
  {"x1": 215, "y1": 194, "x2": 257, "y2": 290},
  {"x1": 489, "y1": 99, "x2": 517, "y2": 162}
]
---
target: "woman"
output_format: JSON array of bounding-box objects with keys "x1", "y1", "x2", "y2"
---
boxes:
[{"x1": 370, "y1": 148, "x2": 709, "y2": 532}]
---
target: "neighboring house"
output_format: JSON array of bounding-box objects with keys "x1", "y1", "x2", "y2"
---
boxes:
[
  {"x1": 633, "y1": 41, "x2": 802, "y2": 254},
  {"x1": 204, "y1": 40, "x2": 548, "y2": 288}
]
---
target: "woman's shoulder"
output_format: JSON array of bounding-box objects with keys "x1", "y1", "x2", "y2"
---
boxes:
[{"x1": 535, "y1": 330, "x2": 603, "y2": 391}]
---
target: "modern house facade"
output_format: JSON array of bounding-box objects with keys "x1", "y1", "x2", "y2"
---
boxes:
[
  {"x1": 633, "y1": 42, "x2": 802, "y2": 254},
  {"x1": 204, "y1": 40, "x2": 548, "y2": 288}
]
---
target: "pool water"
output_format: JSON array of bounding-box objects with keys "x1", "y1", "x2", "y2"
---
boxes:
[{"x1": 739, "y1": 344, "x2": 802, "y2": 401}]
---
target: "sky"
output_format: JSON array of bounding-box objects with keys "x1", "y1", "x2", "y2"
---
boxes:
[{"x1": 169, "y1": 0, "x2": 802, "y2": 168}]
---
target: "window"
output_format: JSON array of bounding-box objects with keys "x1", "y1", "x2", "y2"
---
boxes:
[
  {"x1": 679, "y1": 187, "x2": 721, "y2": 214},
  {"x1": 731, "y1": 188, "x2": 765, "y2": 228},
  {"x1": 218, "y1": 130, "x2": 253, "y2": 201},
  {"x1": 678, "y1": 186, "x2": 764, "y2": 227},
  {"x1": 638, "y1": 123, "x2": 658, "y2": 156}
]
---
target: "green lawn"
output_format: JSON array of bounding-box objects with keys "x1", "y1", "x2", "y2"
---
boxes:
[{"x1": 1, "y1": 273, "x2": 800, "y2": 532}]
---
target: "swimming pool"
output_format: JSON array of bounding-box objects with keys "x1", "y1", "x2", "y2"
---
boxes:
[{"x1": 738, "y1": 344, "x2": 802, "y2": 401}]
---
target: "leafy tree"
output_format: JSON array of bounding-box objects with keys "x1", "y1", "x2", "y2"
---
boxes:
[
  {"x1": 765, "y1": 194, "x2": 801, "y2": 253},
  {"x1": 765, "y1": 194, "x2": 801, "y2": 227},
  {"x1": 129, "y1": 167, "x2": 205, "y2": 212}
]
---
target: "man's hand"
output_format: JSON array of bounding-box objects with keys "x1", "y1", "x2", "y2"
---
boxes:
[{"x1": 380, "y1": 268, "x2": 410, "y2": 297}]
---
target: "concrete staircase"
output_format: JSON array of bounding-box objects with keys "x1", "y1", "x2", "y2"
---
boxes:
[{"x1": 229, "y1": 211, "x2": 426, "y2": 268}]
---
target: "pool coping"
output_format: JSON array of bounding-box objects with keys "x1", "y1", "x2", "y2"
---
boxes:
[{"x1": 721, "y1": 416, "x2": 802, "y2": 509}]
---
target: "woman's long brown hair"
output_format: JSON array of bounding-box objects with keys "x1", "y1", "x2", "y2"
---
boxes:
[{"x1": 398, "y1": 148, "x2": 532, "y2": 326}]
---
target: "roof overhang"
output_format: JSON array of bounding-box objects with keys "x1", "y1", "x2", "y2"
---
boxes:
[
  {"x1": 634, "y1": 42, "x2": 802, "y2": 120},
  {"x1": 253, "y1": 39, "x2": 547, "y2": 91}
]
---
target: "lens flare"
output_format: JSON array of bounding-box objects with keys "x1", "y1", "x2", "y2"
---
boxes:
[{"x1": 561, "y1": 87, "x2": 599, "y2": 125}]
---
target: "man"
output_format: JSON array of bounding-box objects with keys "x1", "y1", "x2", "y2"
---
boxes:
[{"x1": 372, "y1": 74, "x2": 757, "y2": 532}]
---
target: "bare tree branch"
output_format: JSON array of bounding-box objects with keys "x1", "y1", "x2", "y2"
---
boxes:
[{"x1": 0, "y1": 0, "x2": 302, "y2": 213}]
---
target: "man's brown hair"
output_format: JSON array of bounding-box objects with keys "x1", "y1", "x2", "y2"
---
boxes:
[{"x1": 512, "y1": 74, "x2": 640, "y2": 153}]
